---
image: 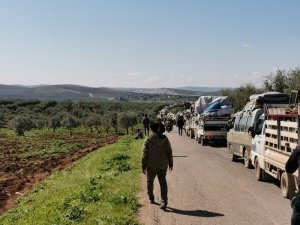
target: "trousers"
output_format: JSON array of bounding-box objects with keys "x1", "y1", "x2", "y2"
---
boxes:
[{"x1": 146, "y1": 168, "x2": 168, "y2": 203}]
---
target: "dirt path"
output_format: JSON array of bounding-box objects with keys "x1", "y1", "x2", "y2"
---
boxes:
[{"x1": 138, "y1": 128, "x2": 292, "y2": 225}]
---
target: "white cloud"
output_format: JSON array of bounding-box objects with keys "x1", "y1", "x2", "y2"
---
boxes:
[{"x1": 242, "y1": 43, "x2": 251, "y2": 48}]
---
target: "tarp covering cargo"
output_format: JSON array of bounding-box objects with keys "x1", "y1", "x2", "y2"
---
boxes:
[
  {"x1": 249, "y1": 92, "x2": 289, "y2": 104},
  {"x1": 241, "y1": 92, "x2": 290, "y2": 112},
  {"x1": 195, "y1": 96, "x2": 233, "y2": 116}
]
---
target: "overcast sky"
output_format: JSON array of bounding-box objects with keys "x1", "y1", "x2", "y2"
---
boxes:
[{"x1": 0, "y1": 0, "x2": 299, "y2": 88}]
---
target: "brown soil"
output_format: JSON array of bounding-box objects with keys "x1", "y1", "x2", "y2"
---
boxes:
[{"x1": 0, "y1": 132, "x2": 118, "y2": 215}]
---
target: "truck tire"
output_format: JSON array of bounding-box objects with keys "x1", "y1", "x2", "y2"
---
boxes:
[
  {"x1": 281, "y1": 172, "x2": 296, "y2": 198},
  {"x1": 244, "y1": 150, "x2": 251, "y2": 169},
  {"x1": 201, "y1": 137, "x2": 206, "y2": 146},
  {"x1": 255, "y1": 159, "x2": 264, "y2": 181},
  {"x1": 229, "y1": 144, "x2": 236, "y2": 162}
]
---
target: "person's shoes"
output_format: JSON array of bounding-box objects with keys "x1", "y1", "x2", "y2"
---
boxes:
[
  {"x1": 160, "y1": 202, "x2": 167, "y2": 210},
  {"x1": 149, "y1": 198, "x2": 155, "y2": 204}
]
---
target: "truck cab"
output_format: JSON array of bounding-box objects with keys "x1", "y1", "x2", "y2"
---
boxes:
[{"x1": 250, "y1": 114, "x2": 267, "y2": 180}]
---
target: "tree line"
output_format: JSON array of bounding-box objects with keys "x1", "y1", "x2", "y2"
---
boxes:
[{"x1": 0, "y1": 100, "x2": 170, "y2": 136}]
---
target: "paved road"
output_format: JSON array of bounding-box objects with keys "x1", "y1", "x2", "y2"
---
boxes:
[{"x1": 139, "y1": 128, "x2": 292, "y2": 225}]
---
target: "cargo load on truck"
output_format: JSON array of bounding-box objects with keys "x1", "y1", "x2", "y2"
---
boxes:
[{"x1": 195, "y1": 96, "x2": 233, "y2": 117}]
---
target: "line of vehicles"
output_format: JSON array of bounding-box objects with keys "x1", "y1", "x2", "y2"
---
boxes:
[{"x1": 181, "y1": 91, "x2": 300, "y2": 199}]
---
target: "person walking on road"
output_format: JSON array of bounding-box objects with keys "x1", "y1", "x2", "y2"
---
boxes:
[
  {"x1": 142, "y1": 122, "x2": 173, "y2": 210},
  {"x1": 177, "y1": 114, "x2": 185, "y2": 136},
  {"x1": 285, "y1": 145, "x2": 300, "y2": 225},
  {"x1": 143, "y1": 114, "x2": 150, "y2": 136}
]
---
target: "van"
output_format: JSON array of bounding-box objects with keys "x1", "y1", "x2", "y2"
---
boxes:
[{"x1": 226, "y1": 92, "x2": 289, "y2": 168}]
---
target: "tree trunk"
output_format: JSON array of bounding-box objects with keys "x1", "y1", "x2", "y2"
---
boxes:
[{"x1": 95, "y1": 126, "x2": 100, "y2": 134}]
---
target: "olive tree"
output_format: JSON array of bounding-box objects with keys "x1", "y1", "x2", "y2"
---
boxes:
[
  {"x1": 221, "y1": 83, "x2": 263, "y2": 112},
  {"x1": 111, "y1": 112, "x2": 118, "y2": 134},
  {"x1": 128, "y1": 112, "x2": 138, "y2": 132},
  {"x1": 61, "y1": 113, "x2": 79, "y2": 136},
  {"x1": 286, "y1": 67, "x2": 300, "y2": 93},
  {"x1": 86, "y1": 113, "x2": 102, "y2": 133},
  {"x1": 8, "y1": 115, "x2": 34, "y2": 136},
  {"x1": 48, "y1": 116, "x2": 61, "y2": 132},
  {"x1": 264, "y1": 69, "x2": 289, "y2": 93},
  {"x1": 118, "y1": 112, "x2": 131, "y2": 135}
]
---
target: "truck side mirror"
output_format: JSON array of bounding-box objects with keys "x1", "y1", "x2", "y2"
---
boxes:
[{"x1": 248, "y1": 127, "x2": 255, "y2": 138}]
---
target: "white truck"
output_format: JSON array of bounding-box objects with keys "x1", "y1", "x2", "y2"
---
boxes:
[
  {"x1": 195, "y1": 115, "x2": 230, "y2": 146},
  {"x1": 227, "y1": 92, "x2": 290, "y2": 168},
  {"x1": 250, "y1": 92, "x2": 299, "y2": 198},
  {"x1": 194, "y1": 96, "x2": 233, "y2": 145}
]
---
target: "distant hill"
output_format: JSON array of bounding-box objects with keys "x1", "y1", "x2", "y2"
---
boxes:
[
  {"x1": 0, "y1": 84, "x2": 204, "y2": 101},
  {"x1": 175, "y1": 86, "x2": 224, "y2": 93}
]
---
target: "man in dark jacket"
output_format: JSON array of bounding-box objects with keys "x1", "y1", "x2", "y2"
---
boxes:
[
  {"x1": 285, "y1": 145, "x2": 300, "y2": 225},
  {"x1": 143, "y1": 114, "x2": 150, "y2": 136},
  {"x1": 177, "y1": 114, "x2": 185, "y2": 136},
  {"x1": 142, "y1": 122, "x2": 173, "y2": 209}
]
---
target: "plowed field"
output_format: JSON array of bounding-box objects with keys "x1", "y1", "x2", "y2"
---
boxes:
[{"x1": 0, "y1": 130, "x2": 118, "y2": 214}]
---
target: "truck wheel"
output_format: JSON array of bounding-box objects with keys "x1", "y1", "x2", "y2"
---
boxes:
[
  {"x1": 281, "y1": 172, "x2": 296, "y2": 198},
  {"x1": 228, "y1": 144, "x2": 236, "y2": 161},
  {"x1": 255, "y1": 159, "x2": 264, "y2": 181},
  {"x1": 202, "y1": 138, "x2": 206, "y2": 146},
  {"x1": 244, "y1": 150, "x2": 251, "y2": 169}
]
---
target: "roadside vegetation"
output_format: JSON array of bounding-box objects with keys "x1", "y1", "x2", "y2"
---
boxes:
[
  {"x1": 0, "y1": 136, "x2": 143, "y2": 225},
  {"x1": 221, "y1": 67, "x2": 300, "y2": 112}
]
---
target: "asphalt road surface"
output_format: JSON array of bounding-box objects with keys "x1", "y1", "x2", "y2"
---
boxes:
[{"x1": 138, "y1": 127, "x2": 292, "y2": 225}]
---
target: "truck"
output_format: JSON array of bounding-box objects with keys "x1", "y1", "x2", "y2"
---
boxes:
[
  {"x1": 250, "y1": 92, "x2": 299, "y2": 198},
  {"x1": 227, "y1": 92, "x2": 290, "y2": 168},
  {"x1": 194, "y1": 96, "x2": 233, "y2": 145},
  {"x1": 195, "y1": 115, "x2": 230, "y2": 146}
]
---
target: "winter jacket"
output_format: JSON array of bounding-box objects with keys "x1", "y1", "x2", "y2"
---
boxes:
[{"x1": 142, "y1": 132, "x2": 173, "y2": 170}]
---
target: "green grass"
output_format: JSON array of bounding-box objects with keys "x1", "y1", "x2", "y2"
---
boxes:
[{"x1": 0, "y1": 136, "x2": 144, "y2": 225}]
